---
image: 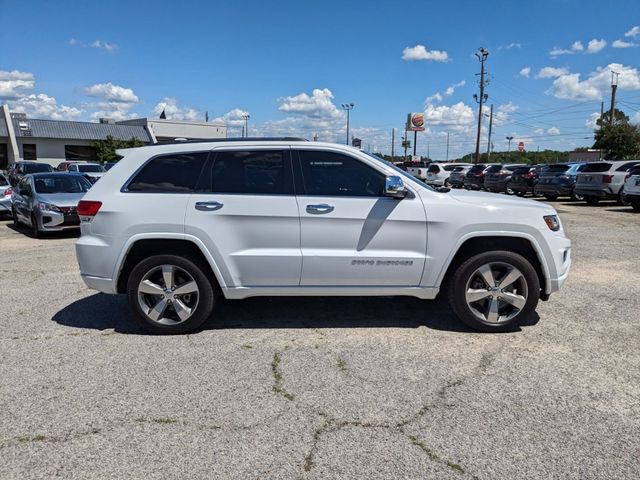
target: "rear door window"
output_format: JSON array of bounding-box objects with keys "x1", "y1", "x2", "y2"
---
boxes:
[
  {"x1": 581, "y1": 163, "x2": 612, "y2": 173},
  {"x1": 616, "y1": 161, "x2": 640, "y2": 172},
  {"x1": 126, "y1": 152, "x2": 209, "y2": 193},
  {"x1": 427, "y1": 164, "x2": 440, "y2": 173},
  {"x1": 485, "y1": 165, "x2": 502, "y2": 173}
]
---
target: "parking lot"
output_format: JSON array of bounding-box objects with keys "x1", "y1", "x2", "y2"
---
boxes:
[{"x1": 0, "y1": 199, "x2": 639, "y2": 480}]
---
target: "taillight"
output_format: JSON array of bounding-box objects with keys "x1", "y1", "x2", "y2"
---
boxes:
[
  {"x1": 525, "y1": 172, "x2": 536, "y2": 179},
  {"x1": 417, "y1": 169, "x2": 422, "y2": 175},
  {"x1": 603, "y1": 175, "x2": 613, "y2": 183},
  {"x1": 77, "y1": 200, "x2": 102, "y2": 220},
  {"x1": 3, "y1": 187, "x2": 12, "y2": 196}
]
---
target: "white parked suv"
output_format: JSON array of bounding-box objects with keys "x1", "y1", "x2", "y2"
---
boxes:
[
  {"x1": 75, "y1": 139, "x2": 571, "y2": 334},
  {"x1": 425, "y1": 162, "x2": 472, "y2": 187},
  {"x1": 575, "y1": 160, "x2": 640, "y2": 205},
  {"x1": 622, "y1": 165, "x2": 640, "y2": 211}
]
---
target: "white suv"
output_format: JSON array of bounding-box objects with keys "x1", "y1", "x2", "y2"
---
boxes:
[
  {"x1": 623, "y1": 165, "x2": 640, "y2": 211},
  {"x1": 425, "y1": 162, "x2": 472, "y2": 187},
  {"x1": 75, "y1": 139, "x2": 571, "y2": 334}
]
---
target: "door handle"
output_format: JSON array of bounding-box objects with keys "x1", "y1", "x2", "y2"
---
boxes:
[
  {"x1": 195, "y1": 201, "x2": 224, "y2": 211},
  {"x1": 306, "y1": 204, "x2": 334, "y2": 214}
]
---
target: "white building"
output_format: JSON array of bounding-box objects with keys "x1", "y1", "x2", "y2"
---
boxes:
[{"x1": 0, "y1": 104, "x2": 227, "y2": 169}]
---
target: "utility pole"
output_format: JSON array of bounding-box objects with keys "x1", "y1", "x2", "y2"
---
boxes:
[
  {"x1": 473, "y1": 47, "x2": 490, "y2": 164},
  {"x1": 609, "y1": 71, "x2": 619, "y2": 126},
  {"x1": 241, "y1": 113, "x2": 250, "y2": 137},
  {"x1": 506, "y1": 136, "x2": 514, "y2": 161},
  {"x1": 413, "y1": 130, "x2": 417, "y2": 157},
  {"x1": 341, "y1": 103, "x2": 354, "y2": 145},
  {"x1": 599, "y1": 101, "x2": 604, "y2": 160},
  {"x1": 313, "y1": 133, "x2": 318, "y2": 142},
  {"x1": 391, "y1": 128, "x2": 395, "y2": 161},
  {"x1": 446, "y1": 132, "x2": 450, "y2": 162},
  {"x1": 486, "y1": 104, "x2": 493, "y2": 162}
]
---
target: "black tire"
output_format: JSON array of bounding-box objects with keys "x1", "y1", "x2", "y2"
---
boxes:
[
  {"x1": 617, "y1": 190, "x2": 628, "y2": 206},
  {"x1": 11, "y1": 206, "x2": 21, "y2": 228},
  {"x1": 631, "y1": 202, "x2": 640, "y2": 212},
  {"x1": 585, "y1": 196, "x2": 600, "y2": 206},
  {"x1": 544, "y1": 194, "x2": 558, "y2": 201},
  {"x1": 30, "y1": 214, "x2": 40, "y2": 238},
  {"x1": 127, "y1": 254, "x2": 216, "y2": 334},
  {"x1": 447, "y1": 251, "x2": 540, "y2": 333},
  {"x1": 505, "y1": 183, "x2": 515, "y2": 195},
  {"x1": 444, "y1": 179, "x2": 450, "y2": 188},
  {"x1": 516, "y1": 191, "x2": 526, "y2": 197},
  {"x1": 570, "y1": 190, "x2": 584, "y2": 202}
]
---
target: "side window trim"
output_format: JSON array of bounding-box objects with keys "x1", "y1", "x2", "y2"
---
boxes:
[
  {"x1": 121, "y1": 150, "x2": 212, "y2": 194},
  {"x1": 293, "y1": 149, "x2": 386, "y2": 198}
]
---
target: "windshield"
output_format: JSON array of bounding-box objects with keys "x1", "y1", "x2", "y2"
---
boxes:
[
  {"x1": 24, "y1": 163, "x2": 53, "y2": 173},
  {"x1": 486, "y1": 165, "x2": 503, "y2": 173},
  {"x1": 581, "y1": 163, "x2": 612, "y2": 173},
  {"x1": 365, "y1": 153, "x2": 433, "y2": 190},
  {"x1": 33, "y1": 175, "x2": 92, "y2": 194},
  {"x1": 78, "y1": 164, "x2": 105, "y2": 173},
  {"x1": 547, "y1": 164, "x2": 570, "y2": 172},
  {"x1": 467, "y1": 165, "x2": 486, "y2": 173},
  {"x1": 513, "y1": 167, "x2": 531, "y2": 174}
]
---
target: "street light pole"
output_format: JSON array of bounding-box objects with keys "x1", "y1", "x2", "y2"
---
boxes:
[
  {"x1": 241, "y1": 113, "x2": 250, "y2": 138},
  {"x1": 506, "y1": 136, "x2": 514, "y2": 161},
  {"x1": 341, "y1": 103, "x2": 354, "y2": 145}
]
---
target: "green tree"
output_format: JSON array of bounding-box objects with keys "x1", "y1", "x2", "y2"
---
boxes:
[
  {"x1": 591, "y1": 108, "x2": 640, "y2": 159},
  {"x1": 92, "y1": 136, "x2": 145, "y2": 163}
]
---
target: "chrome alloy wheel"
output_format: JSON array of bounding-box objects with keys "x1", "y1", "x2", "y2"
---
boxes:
[
  {"x1": 137, "y1": 264, "x2": 199, "y2": 325},
  {"x1": 464, "y1": 262, "x2": 528, "y2": 324}
]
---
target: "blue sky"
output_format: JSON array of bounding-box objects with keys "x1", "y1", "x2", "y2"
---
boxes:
[{"x1": 1, "y1": 0, "x2": 640, "y2": 159}]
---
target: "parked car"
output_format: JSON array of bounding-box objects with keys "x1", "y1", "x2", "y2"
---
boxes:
[
  {"x1": 57, "y1": 161, "x2": 85, "y2": 172},
  {"x1": 11, "y1": 173, "x2": 92, "y2": 237},
  {"x1": 75, "y1": 139, "x2": 571, "y2": 334},
  {"x1": 448, "y1": 166, "x2": 472, "y2": 188},
  {"x1": 405, "y1": 161, "x2": 430, "y2": 181},
  {"x1": 509, "y1": 165, "x2": 547, "y2": 197},
  {"x1": 622, "y1": 165, "x2": 640, "y2": 211},
  {"x1": 463, "y1": 164, "x2": 489, "y2": 190},
  {"x1": 7, "y1": 161, "x2": 54, "y2": 186},
  {"x1": 484, "y1": 164, "x2": 527, "y2": 194},
  {"x1": 575, "y1": 160, "x2": 640, "y2": 205},
  {"x1": 0, "y1": 173, "x2": 12, "y2": 217},
  {"x1": 425, "y1": 162, "x2": 471, "y2": 187},
  {"x1": 104, "y1": 162, "x2": 117, "y2": 171},
  {"x1": 67, "y1": 162, "x2": 107, "y2": 182},
  {"x1": 534, "y1": 163, "x2": 587, "y2": 201}
]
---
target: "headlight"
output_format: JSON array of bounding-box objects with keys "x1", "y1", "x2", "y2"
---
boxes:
[
  {"x1": 543, "y1": 215, "x2": 560, "y2": 231},
  {"x1": 37, "y1": 202, "x2": 62, "y2": 213}
]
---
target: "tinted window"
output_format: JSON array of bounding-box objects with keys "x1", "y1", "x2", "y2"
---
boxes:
[
  {"x1": 23, "y1": 144, "x2": 37, "y2": 160},
  {"x1": 485, "y1": 165, "x2": 503, "y2": 173},
  {"x1": 127, "y1": 152, "x2": 208, "y2": 193},
  {"x1": 33, "y1": 175, "x2": 92, "y2": 193},
  {"x1": 443, "y1": 165, "x2": 459, "y2": 172},
  {"x1": 427, "y1": 164, "x2": 440, "y2": 173},
  {"x1": 547, "y1": 164, "x2": 570, "y2": 172},
  {"x1": 23, "y1": 163, "x2": 53, "y2": 173},
  {"x1": 452, "y1": 166, "x2": 465, "y2": 172},
  {"x1": 616, "y1": 161, "x2": 640, "y2": 172},
  {"x1": 582, "y1": 162, "x2": 612, "y2": 173},
  {"x1": 513, "y1": 167, "x2": 532, "y2": 174},
  {"x1": 298, "y1": 150, "x2": 385, "y2": 197},
  {"x1": 628, "y1": 166, "x2": 640, "y2": 176},
  {"x1": 78, "y1": 164, "x2": 105, "y2": 173},
  {"x1": 467, "y1": 165, "x2": 486, "y2": 174},
  {"x1": 0, "y1": 175, "x2": 8, "y2": 186},
  {"x1": 199, "y1": 150, "x2": 293, "y2": 195}
]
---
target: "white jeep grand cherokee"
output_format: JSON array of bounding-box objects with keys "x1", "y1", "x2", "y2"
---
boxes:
[{"x1": 75, "y1": 138, "x2": 571, "y2": 334}]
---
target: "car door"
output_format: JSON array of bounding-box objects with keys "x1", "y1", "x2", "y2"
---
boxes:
[
  {"x1": 15, "y1": 177, "x2": 34, "y2": 222},
  {"x1": 185, "y1": 147, "x2": 301, "y2": 287},
  {"x1": 294, "y1": 148, "x2": 427, "y2": 286}
]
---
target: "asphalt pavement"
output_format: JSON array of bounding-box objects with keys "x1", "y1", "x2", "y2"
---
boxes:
[{"x1": 0, "y1": 199, "x2": 639, "y2": 479}]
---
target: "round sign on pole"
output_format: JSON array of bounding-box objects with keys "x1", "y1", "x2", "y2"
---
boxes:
[{"x1": 518, "y1": 141, "x2": 525, "y2": 152}]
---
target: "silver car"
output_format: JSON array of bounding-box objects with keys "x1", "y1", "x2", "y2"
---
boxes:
[
  {"x1": 0, "y1": 173, "x2": 12, "y2": 217},
  {"x1": 11, "y1": 173, "x2": 92, "y2": 237}
]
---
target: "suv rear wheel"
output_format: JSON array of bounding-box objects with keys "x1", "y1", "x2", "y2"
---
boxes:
[
  {"x1": 447, "y1": 251, "x2": 540, "y2": 332},
  {"x1": 127, "y1": 254, "x2": 215, "y2": 334}
]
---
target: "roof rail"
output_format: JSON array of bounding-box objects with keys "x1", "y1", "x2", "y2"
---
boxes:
[{"x1": 162, "y1": 136, "x2": 308, "y2": 144}]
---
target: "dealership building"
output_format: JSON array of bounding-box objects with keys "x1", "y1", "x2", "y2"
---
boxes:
[{"x1": 0, "y1": 104, "x2": 227, "y2": 169}]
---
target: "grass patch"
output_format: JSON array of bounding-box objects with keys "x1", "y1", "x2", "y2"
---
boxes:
[
  {"x1": 241, "y1": 343, "x2": 253, "y2": 349},
  {"x1": 18, "y1": 434, "x2": 47, "y2": 443},
  {"x1": 271, "y1": 352, "x2": 295, "y2": 401},
  {"x1": 336, "y1": 356, "x2": 347, "y2": 373}
]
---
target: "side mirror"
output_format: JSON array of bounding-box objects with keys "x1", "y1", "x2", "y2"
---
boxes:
[{"x1": 384, "y1": 176, "x2": 408, "y2": 199}]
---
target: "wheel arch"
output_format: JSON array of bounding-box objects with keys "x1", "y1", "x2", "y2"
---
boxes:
[
  {"x1": 116, "y1": 237, "x2": 225, "y2": 294},
  {"x1": 438, "y1": 235, "x2": 548, "y2": 297}
]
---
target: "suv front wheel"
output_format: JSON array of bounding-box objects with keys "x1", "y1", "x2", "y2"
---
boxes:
[
  {"x1": 127, "y1": 255, "x2": 216, "y2": 334},
  {"x1": 447, "y1": 251, "x2": 540, "y2": 332}
]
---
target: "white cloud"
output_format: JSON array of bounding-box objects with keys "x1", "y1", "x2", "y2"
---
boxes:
[
  {"x1": 89, "y1": 103, "x2": 137, "y2": 122},
  {"x1": 548, "y1": 63, "x2": 640, "y2": 100},
  {"x1": 84, "y1": 82, "x2": 139, "y2": 103},
  {"x1": 586, "y1": 38, "x2": 607, "y2": 54},
  {"x1": 536, "y1": 66, "x2": 570, "y2": 79},
  {"x1": 278, "y1": 88, "x2": 342, "y2": 119},
  {"x1": 519, "y1": 67, "x2": 531, "y2": 78},
  {"x1": 547, "y1": 127, "x2": 560, "y2": 135},
  {"x1": 534, "y1": 128, "x2": 545, "y2": 135},
  {"x1": 91, "y1": 40, "x2": 118, "y2": 53},
  {"x1": 549, "y1": 40, "x2": 584, "y2": 56},
  {"x1": 501, "y1": 42, "x2": 521, "y2": 50},
  {"x1": 612, "y1": 39, "x2": 637, "y2": 48},
  {"x1": 0, "y1": 70, "x2": 35, "y2": 99},
  {"x1": 585, "y1": 112, "x2": 601, "y2": 129},
  {"x1": 153, "y1": 97, "x2": 200, "y2": 121},
  {"x1": 401, "y1": 44, "x2": 449, "y2": 62},
  {"x1": 571, "y1": 41, "x2": 584, "y2": 51},
  {"x1": 211, "y1": 108, "x2": 250, "y2": 128},
  {"x1": 625, "y1": 26, "x2": 640, "y2": 38},
  {"x1": 9, "y1": 93, "x2": 82, "y2": 120},
  {"x1": 425, "y1": 80, "x2": 465, "y2": 104},
  {"x1": 68, "y1": 38, "x2": 79, "y2": 46},
  {"x1": 423, "y1": 101, "x2": 475, "y2": 129}
]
